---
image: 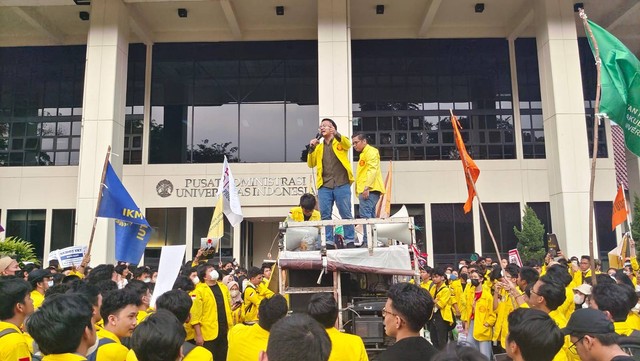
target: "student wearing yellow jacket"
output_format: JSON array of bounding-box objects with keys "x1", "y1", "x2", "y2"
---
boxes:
[
  {"x1": 352, "y1": 132, "x2": 385, "y2": 246},
  {"x1": 91, "y1": 289, "x2": 139, "y2": 361},
  {"x1": 462, "y1": 269, "x2": 495, "y2": 360},
  {"x1": 287, "y1": 193, "x2": 321, "y2": 222},
  {"x1": 243, "y1": 267, "x2": 275, "y2": 324},
  {"x1": 491, "y1": 264, "x2": 520, "y2": 349},
  {"x1": 527, "y1": 275, "x2": 578, "y2": 361},
  {"x1": 428, "y1": 268, "x2": 454, "y2": 350},
  {"x1": 307, "y1": 118, "x2": 355, "y2": 247},
  {"x1": 0, "y1": 278, "x2": 34, "y2": 361}
]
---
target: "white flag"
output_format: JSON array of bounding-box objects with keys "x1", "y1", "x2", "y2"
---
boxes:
[{"x1": 219, "y1": 156, "x2": 243, "y2": 227}]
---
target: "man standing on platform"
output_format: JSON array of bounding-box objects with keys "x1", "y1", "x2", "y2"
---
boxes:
[
  {"x1": 308, "y1": 118, "x2": 355, "y2": 248},
  {"x1": 352, "y1": 132, "x2": 384, "y2": 246}
]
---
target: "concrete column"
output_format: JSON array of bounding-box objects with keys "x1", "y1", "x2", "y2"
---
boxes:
[
  {"x1": 317, "y1": 0, "x2": 351, "y2": 134},
  {"x1": 75, "y1": 0, "x2": 130, "y2": 264},
  {"x1": 535, "y1": 0, "x2": 592, "y2": 256}
]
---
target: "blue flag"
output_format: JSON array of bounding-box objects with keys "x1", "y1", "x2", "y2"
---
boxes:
[{"x1": 97, "y1": 162, "x2": 151, "y2": 264}]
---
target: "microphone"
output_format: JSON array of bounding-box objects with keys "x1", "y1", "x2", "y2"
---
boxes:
[{"x1": 308, "y1": 133, "x2": 322, "y2": 151}]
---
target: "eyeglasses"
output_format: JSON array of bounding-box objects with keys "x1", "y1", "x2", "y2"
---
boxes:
[
  {"x1": 529, "y1": 288, "x2": 540, "y2": 296},
  {"x1": 569, "y1": 336, "x2": 585, "y2": 355},
  {"x1": 382, "y1": 307, "x2": 399, "y2": 318}
]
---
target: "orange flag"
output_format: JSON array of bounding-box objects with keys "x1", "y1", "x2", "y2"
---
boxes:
[
  {"x1": 375, "y1": 161, "x2": 393, "y2": 218},
  {"x1": 450, "y1": 110, "x2": 480, "y2": 213},
  {"x1": 612, "y1": 185, "x2": 628, "y2": 230}
]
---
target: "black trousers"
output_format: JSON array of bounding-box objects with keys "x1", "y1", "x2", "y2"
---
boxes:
[
  {"x1": 428, "y1": 311, "x2": 449, "y2": 350},
  {"x1": 203, "y1": 332, "x2": 228, "y2": 361}
]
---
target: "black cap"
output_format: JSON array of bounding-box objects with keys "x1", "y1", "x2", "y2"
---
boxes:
[
  {"x1": 28, "y1": 269, "x2": 51, "y2": 283},
  {"x1": 561, "y1": 308, "x2": 614, "y2": 336}
]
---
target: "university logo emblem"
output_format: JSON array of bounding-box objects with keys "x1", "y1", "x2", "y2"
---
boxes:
[
  {"x1": 337, "y1": 145, "x2": 343, "y2": 151},
  {"x1": 156, "y1": 179, "x2": 173, "y2": 198},
  {"x1": 359, "y1": 160, "x2": 365, "y2": 166}
]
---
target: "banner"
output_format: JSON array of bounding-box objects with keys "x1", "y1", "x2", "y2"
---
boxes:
[
  {"x1": 150, "y1": 245, "x2": 186, "y2": 308},
  {"x1": 97, "y1": 162, "x2": 152, "y2": 264},
  {"x1": 612, "y1": 184, "x2": 628, "y2": 230},
  {"x1": 207, "y1": 195, "x2": 224, "y2": 252},
  {"x1": 376, "y1": 161, "x2": 393, "y2": 218},
  {"x1": 219, "y1": 156, "x2": 243, "y2": 226},
  {"x1": 451, "y1": 110, "x2": 480, "y2": 213},
  {"x1": 585, "y1": 19, "x2": 640, "y2": 156},
  {"x1": 48, "y1": 246, "x2": 87, "y2": 268},
  {"x1": 508, "y1": 249, "x2": 523, "y2": 267}
]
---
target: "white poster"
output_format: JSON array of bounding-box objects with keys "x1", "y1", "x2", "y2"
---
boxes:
[
  {"x1": 150, "y1": 245, "x2": 186, "y2": 308},
  {"x1": 48, "y1": 246, "x2": 87, "y2": 268}
]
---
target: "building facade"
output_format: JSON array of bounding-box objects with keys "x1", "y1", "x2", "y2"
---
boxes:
[{"x1": 1, "y1": 0, "x2": 639, "y2": 267}]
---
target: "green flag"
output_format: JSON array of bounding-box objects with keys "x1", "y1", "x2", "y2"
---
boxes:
[{"x1": 585, "y1": 19, "x2": 640, "y2": 156}]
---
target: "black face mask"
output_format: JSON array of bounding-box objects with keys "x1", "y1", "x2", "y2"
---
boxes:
[
  {"x1": 460, "y1": 273, "x2": 468, "y2": 281},
  {"x1": 470, "y1": 279, "x2": 480, "y2": 287}
]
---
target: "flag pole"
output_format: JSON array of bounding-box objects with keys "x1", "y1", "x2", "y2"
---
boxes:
[
  {"x1": 450, "y1": 110, "x2": 505, "y2": 269},
  {"x1": 87, "y1": 146, "x2": 112, "y2": 257},
  {"x1": 580, "y1": 8, "x2": 603, "y2": 282}
]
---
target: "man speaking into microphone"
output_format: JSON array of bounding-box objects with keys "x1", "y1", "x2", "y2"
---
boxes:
[{"x1": 307, "y1": 118, "x2": 355, "y2": 249}]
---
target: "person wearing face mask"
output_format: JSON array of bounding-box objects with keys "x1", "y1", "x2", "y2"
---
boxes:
[
  {"x1": 28, "y1": 269, "x2": 52, "y2": 309},
  {"x1": 201, "y1": 264, "x2": 233, "y2": 361},
  {"x1": 572, "y1": 283, "x2": 591, "y2": 309},
  {"x1": 461, "y1": 269, "x2": 495, "y2": 360},
  {"x1": 0, "y1": 256, "x2": 22, "y2": 277},
  {"x1": 226, "y1": 281, "x2": 244, "y2": 325},
  {"x1": 125, "y1": 280, "x2": 153, "y2": 324}
]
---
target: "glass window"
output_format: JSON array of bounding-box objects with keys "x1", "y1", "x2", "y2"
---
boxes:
[
  {"x1": 6, "y1": 209, "x2": 46, "y2": 259},
  {"x1": 51, "y1": 209, "x2": 75, "y2": 251},
  {"x1": 145, "y1": 208, "x2": 186, "y2": 247},
  {"x1": 192, "y1": 207, "x2": 233, "y2": 259},
  {"x1": 124, "y1": 44, "x2": 146, "y2": 165},
  {"x1": 594, "y1": 201, "x2": 616, "y2": 260},
  {"x1": 431, "y1": 203, "x2": 474, "y2": 266},
  {"x1": 0, "y1": 46, "x2": 85, "y2": 166},
  {"x1": 578, "y1": 38, "x2": 607, "y2": 158},
  {"x1": 150, "y1": 42, "x2": 318, "y2": 164},
  {"x1": 352, "y1": 39, "x2": 514, "y2": 161},
  {"x1": 480, "y1": 203, "x2": 520, "y2": 259}
]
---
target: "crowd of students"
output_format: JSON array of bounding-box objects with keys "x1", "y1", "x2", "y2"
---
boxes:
[
  {"x1": 2, "y1": 246, "x2": 640, "y2": 361},
  {"x1": 417, "y1": 251, "x2": 640, "y2": 361}
]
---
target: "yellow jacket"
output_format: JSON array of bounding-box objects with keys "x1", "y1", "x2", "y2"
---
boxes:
[
  {"x1": 126, "y1": 345, "x2": 212, "y2": 361},
  {"x1": 449, "y1": 279, "x2": 465, "y2": 313},
  {"x1": 194, "y1": 282, "x2": 233, "y2": 341},
  {"x1": 571, "y1": 268, "x2": 591, "y2": 288},
  {"x1": 614, "y1": 320, "x2": 635, "y2": 336},
  {"x1": 185, "y1": 289, "x2": 203, "y2": 341},
  {"x1": 354, "y1": 144, "x2": 384, "y2": 196},
  {"x1": 287, "y1": 206, "x2": 321, "y2": 222},
  {"x1": 432, "y1": 283, "x2": 454, "y2": 324},
  {"x1": 326, "y1": 327, "x2": 369, "y2": 361},
  {"x1": 227, "y1": 323, "x2": 270, "y2": 361},
  {"x1": 463, "y1": 283, "x2": 496, "y2": 341},
  {"x1": 557, "y1": 286, "x2": 575, "y2": 321},
  {"x1": 549, "y1": 310, "x2": 578, "y2": 361},
  {"x1": 307, "y1": 136, "x2": 353, "y2": 189},
  {"x1": 493, "y1": 289, "x2": 515, "y2": 347},
  {"x1": 628, "y1": 311, "x2": 640, "y2": 330},
  {"x1": 94, "y1": 327, "x2": 129, "y2": 361},
  {"x1": 243, "y1": 282, "x2": 274, "y2": 323},
  {"x1": 31, "y1": 290, "x2": 44, "y2": 310},
  {"x1": 0, "y1": 321, "x2": 32, "y2": 361}
]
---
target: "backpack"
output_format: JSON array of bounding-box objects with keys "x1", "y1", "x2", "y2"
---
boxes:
[
  {"x1": 0, "y1": 327, "x2": 43, "y2": 361},
  {"x1": 619, "y1": 333, "x2": 640, "y2": 360},
  {"x1": 86, "y1": 338, "x2": 116, "y2": 361}
]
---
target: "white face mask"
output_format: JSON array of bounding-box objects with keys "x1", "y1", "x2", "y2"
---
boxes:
[
  {"x1": 573, "y1": 294, "x2": 585, "y2": 305},
  {"x1": 47, "y1": 280, "x2": 54, "y2": 287},
  {"x1": 144, "y1": 277, "x2": 151, "y2": 283},
  {"x1": 208, "y1": 269, "x2": 219, "y2": 281},
  {"x1": 635, "y1": 285, "x2": 640, "y2": 293},
  {"x1": 230, "y1": 289, "x2": 240, "y2": 298},
  {"x1": 582, "y1": 302, "x2": 589, "y2": 309},
  {"x1": 192, "y1": 276, "x2": 200, "y2": 285}
]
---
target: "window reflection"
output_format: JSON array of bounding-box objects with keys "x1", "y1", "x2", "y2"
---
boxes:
[
  {"x1": 0, "y1": 46, "x2": 85, "y2": 166},
  {"x1": 352, "y1": 39, "x2": 514, "y2": 161},
  {"x1": 150, "y1": 42, "x2": 318, "y2": 164}
]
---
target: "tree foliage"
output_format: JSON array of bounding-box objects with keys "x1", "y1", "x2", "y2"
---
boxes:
[
  {"x1": 513, "y1": 205, "x2": 546, "y2": 263},
  {"x1": 0, "y1": 236, "x2": 40, "y2": 265}
]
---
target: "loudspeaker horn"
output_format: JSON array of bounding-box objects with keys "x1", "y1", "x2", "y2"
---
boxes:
[
  {"x1": 375, "y1": 205, "x2": 413, "y2": 244},
  {"x1": 284, "y1": 227, "x2": 319, "y2": 251}
]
